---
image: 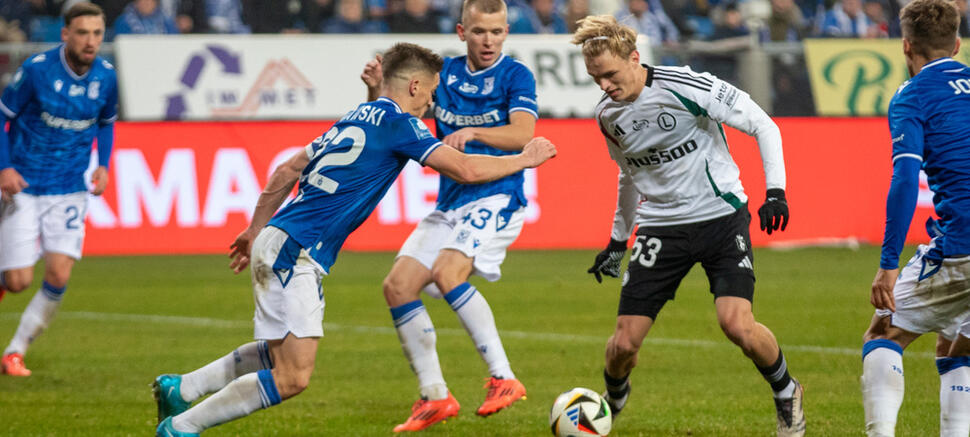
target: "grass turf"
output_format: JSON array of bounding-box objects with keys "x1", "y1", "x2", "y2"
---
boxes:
[{"x1": 0, "y1": 246, "x2": 942, "y2": 436}]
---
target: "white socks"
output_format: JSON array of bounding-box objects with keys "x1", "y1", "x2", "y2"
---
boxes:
[
  {"x1": 862, "y1": 340, "x2": 905, "y2": 437},
  {"x1": 390, "y1": 300, "x2": 448, "y2": 400},
  {"x1": 4, "y1": 282, "x2": 65, "y2": 356},
  {"x1": 173, "y1": 369, "x2": 281, "y2": 433},
  {"x1": 445, "y1": 283, "x2": 514, "y2": 380},
  {"x1": 937, "y1": 356, "x2": 970, "y2": 437},
  {"x1": 180, "y1": 341, "x2": 274, "y2": 403}
]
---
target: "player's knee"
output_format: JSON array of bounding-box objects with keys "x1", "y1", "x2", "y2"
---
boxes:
[
  {"x1": 382, "y1": 275, "x2": 417, "y2": 306},
  {"x1": 43, "y1": 272, "x2": 70, "y2": 289},
  {"x1": 608, "y1": 334, "x2": 640, "y2": 360},
  {"x1": 4, "y1": 270, "x2": 33, "y2": 293},
  {"x1": 430, "y1": 265, "x2": 462, "y2": 293},
  {"x1": 719, "y1": 317, "x2": 754, "y2": 347}
]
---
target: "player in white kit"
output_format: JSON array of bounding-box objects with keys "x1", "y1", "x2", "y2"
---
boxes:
[{"x1": 574, "y1": 15, "x2": 805, "y2": 437}]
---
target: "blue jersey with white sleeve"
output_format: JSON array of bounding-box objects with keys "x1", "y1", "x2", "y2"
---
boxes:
[
  {"x1": 433, "y1": 54, "x2": 537, "y2": 212},
  {"x1": 881, "y1": 58, "x2": 970, "y2": 269},
  {"x1": 0, "y1": 45, "x2": 118, "y2": 195},
  {"x1": 268, "y1": 97, "x2": 442, "y2": 273}
]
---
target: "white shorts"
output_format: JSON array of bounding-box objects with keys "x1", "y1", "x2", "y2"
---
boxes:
[
  {"x1": 398, "y1": 194, "x2": 525, "y2": 298},
  {"x1": 0, "y1": 192, "x2": 88, "y2": 270},
  {"x1": 876, "y1": 243, "x2": 970, "y2": 341},
  {"x1": 251, "y1": 226, "x2": 326, "y2": 340}
]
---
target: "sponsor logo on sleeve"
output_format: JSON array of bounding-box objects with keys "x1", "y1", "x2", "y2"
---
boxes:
[{"x1": 409, "y1": 118, "x2": 434, "y2": 139}]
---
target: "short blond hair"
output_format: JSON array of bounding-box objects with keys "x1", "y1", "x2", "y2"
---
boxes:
[
  {"x1": 461, "y1": 0, "x2": 507, "y2": 23},
  {"x1": 571, "y1": 15, "x2": 637, "y2": 59}
]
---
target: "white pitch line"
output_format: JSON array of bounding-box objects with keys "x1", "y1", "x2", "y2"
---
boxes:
[{"x1": 0, "y1": 311, "x2": 935, "y2": 359}]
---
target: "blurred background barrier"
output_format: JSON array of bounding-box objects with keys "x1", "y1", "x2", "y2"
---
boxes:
[{"x1": 80, "y1": 117, "x2": 934, "y2": 255}]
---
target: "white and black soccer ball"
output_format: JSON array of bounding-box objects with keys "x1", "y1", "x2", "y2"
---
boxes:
[{"x1": 549, "y1": 387, "x2": 612, "y2": 436}]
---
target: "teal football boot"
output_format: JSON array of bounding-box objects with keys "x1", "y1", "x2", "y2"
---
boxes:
[
  {"x1": 153, "y1": 374, "x2": 190, "y2": 424},
  {"x1": 156, "y1": 417, "x2": 199, "y2": 437}
]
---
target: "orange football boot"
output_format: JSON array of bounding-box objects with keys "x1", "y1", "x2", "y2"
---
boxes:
[
  {"x1": 2, "y1": 353, "x2": 31, "y2": 377},
  {"x1": 393, "y1": 392, "x2": 460, "y2": 432},
  {"x1": 476, "y1": 377, "x2": 526, "y2": 416}
]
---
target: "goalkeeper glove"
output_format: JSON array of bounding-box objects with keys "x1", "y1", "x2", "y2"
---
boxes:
[
  {"x1": 588, "y1": 239, "x2": 628, "y2": 283},
  {"x1": 758, "y1": 188, "x2": 789, "y2": 235}
]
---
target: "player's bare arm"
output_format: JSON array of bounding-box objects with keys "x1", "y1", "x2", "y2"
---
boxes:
[
  {"x1": 230, "y1": 150, "x2": 309, "y2": 273},
  {"x1": 361, "y1": 54, "x2": 384, "y2": 102},
  {"x1": 0, "y1": 167, "x2": 28, "y2": 201},
  {"x1": 442, "y1": 111, "x2": 536, "y2": 151},
  {"x1": 425, "y1": 136, "x2": 555, "y2": 184}
]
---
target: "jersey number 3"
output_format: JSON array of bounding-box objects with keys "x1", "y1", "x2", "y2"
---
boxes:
[{"x1": 306, "y1": 126, "x2": 367, "y2": 194}]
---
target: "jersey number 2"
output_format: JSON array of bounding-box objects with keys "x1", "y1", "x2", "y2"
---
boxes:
[{"x1": 306, "y1": 126, "x2": 367, "y2": 193}]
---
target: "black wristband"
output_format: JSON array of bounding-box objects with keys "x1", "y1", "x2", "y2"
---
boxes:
[
  {"x1": 766, "y1": 188, "x2": 786, "y2": 201},
  {"x1": 607, "y1": 239, "x2": 628, "y2": 251}
]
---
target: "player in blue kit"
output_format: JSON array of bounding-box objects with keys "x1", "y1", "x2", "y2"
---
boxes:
[
  {"x1": 0, "y1": 3, "x2": 117, "y2": 377},
  {"x1": 152, "y1": 42, "x2": 556, "y2": 436},
  {"x1": 360, "y1": 0, "x2": 539, "y2": 431},
  {"x1": 861, "y1": 0, "x2": 970, "y2": 435}
]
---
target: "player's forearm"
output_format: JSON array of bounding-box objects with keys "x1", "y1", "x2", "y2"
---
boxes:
[
  {"x1": 468, "y1": 122, "x2": 534, "y2": 151},
  {"x1": 879, "y1": 158, "x2": 921, "y2": 269},
  {"x1": 445, "y1": 153, "x2": 529, "y2": 184},
  {"x1": 611, "y1": 170, "x2": 638, "y2": 241},
  {"x1": 249, "y1": 167, "x2": 300, "y2": 231}
]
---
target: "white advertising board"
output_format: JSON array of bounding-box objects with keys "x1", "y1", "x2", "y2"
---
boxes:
[{"x1": 116, "y1": 34, "x2": 652, "y2": 120}]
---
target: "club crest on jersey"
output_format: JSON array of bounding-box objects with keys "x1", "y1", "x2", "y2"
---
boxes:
[
  {"x1": 447, "y1": 74, "x2": 458, "y2": 85},
  {"x1": 409, "y1": 118, "x2": 433, "y2": 139},
  {"x1": 459, "y1": 82, "x2": 479, "y2": 94},
  {"x1": 482, "y1": 77, "x2": 494, "y2": 95},
  {"x1": 88, "y1": 81, "x2": 100, "y2": 100},
  {"x1": 658, "y1": 112, "x2": 676, "y2": 131},
  {"x1": 456, "y1": 230, "x2": 471, "y2": 244}
]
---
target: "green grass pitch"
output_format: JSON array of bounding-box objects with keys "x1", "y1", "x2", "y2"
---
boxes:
[{"x1": 0, "y1": 247, "x2": 943, "y2": 436}]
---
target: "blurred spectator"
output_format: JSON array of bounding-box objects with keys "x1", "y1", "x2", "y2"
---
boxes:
[
  {"x1": 590, "y1": 0, "x2": 622, "y2": 15},
  {"x1": 615, "y1": 0, "x2": 680, "y2": 44},
  {"x1": 956, "y1": 0, "x2": 970, "y2": 37},
  {"x1": 207, "y1": 0, "x2": 250, "y2": 33},
  {"x1": 510, "y1": 0, "x2": 568, "y2": 33},
  {"x1": 820, "y1": 0, "x2": 872, "y2": 37},
  {"x1": 768, "y1": 0, "x2": 808, "y2": 40},
  {"x1": 114, "y1": 0, "x2": 179, "y2": 35},
  {"x1": 862, "y1": 0, "x2": 887, "y2": 37},
  {"x1": 301, "y1": 0, "x2": 336, "y2": 32},
  {"x1": 93, "y1": 0, "x2": 129, "y2": 27},
  {"x1": 0, "y1": 0, "x2": 33, "y2": 35},
  {"x1": 710, "y1": 2, "x2": 747, "y2": 39},
  {"x1": 174, "y1": 0, "x2": 207, "y2": 32},
  {"x1": 243, "y1": 0, "x2": 304, "y2": 32},
  {"x1": 322, "y1": 0, "x2": 386, "y2": 32},
  {"x1": 387, "y1": 0, "x2": 442, "y2": 32},
  {"x1": 566, "y1": 0, "x2": 590, "y2": 32}
]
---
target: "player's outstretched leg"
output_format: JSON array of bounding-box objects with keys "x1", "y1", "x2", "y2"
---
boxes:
[
  {"x1": 602, "y1": 315, "x2": 651, "y2": 418},
  {"x1": 715, "y1": 297, "x2": 804, "y2": 436},
  {"x1": 153, "y1": 341, "x2": 274, "y2": 423},
  {"x1": 442, "y1": 282, "x2": 525, "y2": 416},
  {"x1": 2, "y1": 281, "x2": 67, "y2": 377}
]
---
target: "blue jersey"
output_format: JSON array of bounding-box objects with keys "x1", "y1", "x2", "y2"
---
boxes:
[
  {"x1": 269, "y1": 97, "x2": 442, "y2": 272},
  {"x1": 882, "y1": 58, "x2": 970, "y2": 267},
  {"x1": 433, "y1": 54, "x2": 537, "y2": 212},
  {"x1": 0, "y1": 45, "x2": 118, "y2": 195}
]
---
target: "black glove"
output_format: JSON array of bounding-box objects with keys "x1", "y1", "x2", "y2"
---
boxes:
[
  {"x1": 587, "y1": 239, "x2": 628, "y2": 283},
  {"x1": 758, "y1": 188, "x2": 789, "y2": 235}
]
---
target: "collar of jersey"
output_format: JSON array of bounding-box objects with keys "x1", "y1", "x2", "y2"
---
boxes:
[
  {"x1": 464, "y1": 53, "x2": 506, "y2": 76},
  {"x1": 376, "y1": 97, "x2": 403, "y2": 113},
  {"x1": 922, "y1": 57, "x2": 956, "y2": 72},
  {"x1": 59, "y1": 44, "x2": 90, "y2": 81}
]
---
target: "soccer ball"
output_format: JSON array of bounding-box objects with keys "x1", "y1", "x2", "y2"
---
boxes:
[{"x1": 548, "y1": 387, "x2": 612, "y2": 436}]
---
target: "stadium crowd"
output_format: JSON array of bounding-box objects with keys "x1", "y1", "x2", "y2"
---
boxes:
[{"x1": 2, "y1": 0, "x2": 968, "y2": 44}]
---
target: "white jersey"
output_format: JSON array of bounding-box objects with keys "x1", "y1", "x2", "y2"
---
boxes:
[{"x1": 595, "y1": 65, "x2": 786, "y2": 236}]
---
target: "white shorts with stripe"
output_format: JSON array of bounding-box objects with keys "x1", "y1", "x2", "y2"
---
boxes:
[
  {"x1": 0, "y1": 192, "x2": 88, "y2": 271},
  {"x1": 876, "y1": 243, "x2": 970, "y2": 340},
  {"x1": 251, "y1": 226, "x2": 326, "y2": 340},
  {"x1": 397, "y1": 194, "x2": 525, "y2": 298}
]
